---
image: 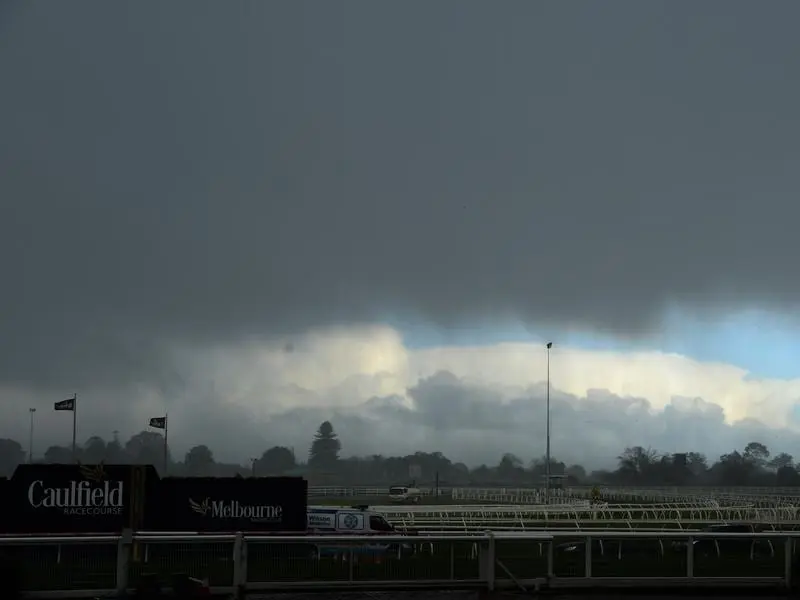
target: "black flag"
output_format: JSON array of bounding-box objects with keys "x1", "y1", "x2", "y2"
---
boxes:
[{"x1": 54, "y1": 397, "x2": 75, "y2": 411}]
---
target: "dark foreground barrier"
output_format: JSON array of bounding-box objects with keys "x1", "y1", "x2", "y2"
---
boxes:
[
  {"x1": 0, "y1": 548, "x2": 21, "y2": 600},
  {"x1": 3, "y1": 531, "x2": 799, "y2": 596},
  {"x1": 0, "y1": 464, "x2": 307, "y2": 534}
]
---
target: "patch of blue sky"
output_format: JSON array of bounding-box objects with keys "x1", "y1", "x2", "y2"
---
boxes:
[
  {"x1": 655, "y1": 307, "x2": 800, "y2": 380},
  {"x1": 392, "y1": 308, "x2": 800, "y2": 380}
]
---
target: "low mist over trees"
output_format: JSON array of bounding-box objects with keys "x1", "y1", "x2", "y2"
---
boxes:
[{"x1": 1, "y1": 421, "x2": 799, "y2": 487}]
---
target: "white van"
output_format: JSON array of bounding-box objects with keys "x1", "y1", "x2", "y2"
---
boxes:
[
  {"x1": 307, "y1": 506, "x2": 396, "y2": 534},
  {"x1": 307, "y1": 506, "x2": 408, "y2": 558},
  {"x1": 388, "y1": 485, "x2": 422, "y2": 504}
]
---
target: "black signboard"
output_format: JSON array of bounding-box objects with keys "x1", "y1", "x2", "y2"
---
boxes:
[
  {"x1": 147, "y1": 476, "x2": 307, "y2": 532},
  {"x1": 0, "y1": 477, "x2": 8, "y2": 534},
  {"x1": 6, "y1": 464, "x2": 159, "y2": 534}
]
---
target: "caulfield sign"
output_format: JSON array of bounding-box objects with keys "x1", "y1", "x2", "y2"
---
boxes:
[
  {"x1": 28, "y1": 464, "x2": 124, "y2": 516},
  {"x1": 6, "y1": 464, "x2": 158, "y2": 533}
]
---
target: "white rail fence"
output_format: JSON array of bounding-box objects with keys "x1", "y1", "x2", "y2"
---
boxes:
[
  {"x1": 3, "y1": 530, "x2": 800, "y2": 597},
  {"x1": 309, "y1": 485, "x2": 800, "y2": 506},
  {"x1": 374, "y1": 503, "x2": 800, "y2": 530}
]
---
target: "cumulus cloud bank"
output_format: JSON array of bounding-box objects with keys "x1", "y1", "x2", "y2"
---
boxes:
[{"x1": 4, "y1": 326, "x2": 800, "y2": 470}]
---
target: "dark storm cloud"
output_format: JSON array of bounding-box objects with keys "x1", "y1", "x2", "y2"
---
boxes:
[{"x1": 2, "y1": 1, "x2": 800, "y2": 386}]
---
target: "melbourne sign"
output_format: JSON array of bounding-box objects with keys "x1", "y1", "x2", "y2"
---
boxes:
[
  {"x1": 151, "y1": 476, "x2": 307, "y2": 532},
  {"x1": 189, "y1": 497, "x2": 284, "y2": 522}
]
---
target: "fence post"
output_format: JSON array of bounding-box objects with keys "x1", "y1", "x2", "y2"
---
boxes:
[
  {"x1": 116, "y1": 529, "x2": 133, "y2": 595},
  {"x1": 584, "y1": 535, "x2": 592, "y2": 578},
  {"x1": 478, "y1": 533, "x2": 495, "y2": 591},
  {"x1": 233, "y1": 532, "x2": 246, "y2": 598}
]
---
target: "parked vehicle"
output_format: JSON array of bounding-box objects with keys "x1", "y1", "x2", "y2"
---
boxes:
[
  {"x1": 388, "y1": 485, "x2": 422, "y2": 504},
  {"x1": 307, "y1": 506, "x2": 396, "y2": 534},
  {"x1": 307, "y1": 506, "x2": 412, "y2": 558}
]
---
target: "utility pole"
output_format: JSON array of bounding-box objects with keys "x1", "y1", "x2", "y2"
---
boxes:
[{"x1": 545, "y1": 342, "x2": 552, "y2": 505}]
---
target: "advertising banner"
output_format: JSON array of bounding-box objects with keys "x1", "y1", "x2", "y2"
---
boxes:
[
  {"x1": 0, "y1": 477, "x2": 7, "y2": 533},
  {"x1": 148, "y1": 476, "x2": 307, "y2": 532},
  {"x1": 6, "y1": 464, "x2": 159, "y2": 533}
]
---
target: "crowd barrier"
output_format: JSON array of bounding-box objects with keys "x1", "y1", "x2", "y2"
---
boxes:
[{"x1": 2, "y1": 530, "x2": 800, "y2": 597}]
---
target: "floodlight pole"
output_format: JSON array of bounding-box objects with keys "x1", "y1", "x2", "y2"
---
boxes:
[{"x1": 545, "y1": 342, "x2": 552, "y2": 505}]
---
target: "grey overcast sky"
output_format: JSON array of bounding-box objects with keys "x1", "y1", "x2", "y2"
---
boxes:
[{"x1": 2, "y1": 2, "x2": 800, "y2": 463}]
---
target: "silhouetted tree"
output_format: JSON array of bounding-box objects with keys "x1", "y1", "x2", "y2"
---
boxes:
[
  {"x1": 257, "y1": 446, "x2": 296, "y2": 475},
  {"x1": 714, "y1": 451, "x2": 752, "y2": 485},
  {"x1": 497, "y1": 453, "x2": 523, "y2": 480},
  {"x1": 82, "y1": 436, "x2": 107, "y2": 463},
  {"x1": 184, "y1": 445, "x2": 215, "y2": 475},
  {"x1": 43, "y1": 445, "x2": 72, "y2": 464},
  {"x1": 687, "y1": 452, "x2": 708, "y2": 476},
  {"x1": 126, "y1": 430, "x2": 170, "y2": 472},
  {"x1": 0, "y1": 439, "x2": 25, "y2": 476},
  {"x1": 769, "y1": 452, "x2": 794, "y2": 470},
  {"x1": 105, "y1": 436, "x2": 127, "y2": 463},
  {"x1": 616, "y1": 446, "x2": 658, "y2": 482},
  {"x1": 777, "y1": 464, "x2": 800, "y2": 486},
  {"x1": 308, "y1": 421, "x2": 341, "y2": 472},
  {"x1": 743, "y1": 441, "x2": 770, "y2": 468}
]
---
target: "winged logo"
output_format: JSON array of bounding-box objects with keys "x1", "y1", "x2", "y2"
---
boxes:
[
  {"x1": 189, "y1": 497, "x2": 211, "y2": 516},
  {"x1": 79, "y1": 462, "x2": 106, "y2": 483}
]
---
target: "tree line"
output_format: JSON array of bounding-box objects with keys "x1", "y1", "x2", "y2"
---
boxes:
[{"x1": 1, "y1": 420, "x2": 798, "y2": 487}]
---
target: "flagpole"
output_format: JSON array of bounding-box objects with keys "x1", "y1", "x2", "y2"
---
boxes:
[
  {"x1": 72, "y1": 393, "x2": 77, "y2": 462},
  {"x1": 163, "y1": 413, "x2": 169, "y2": 475}
]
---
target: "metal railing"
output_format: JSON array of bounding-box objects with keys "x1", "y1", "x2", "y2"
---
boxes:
[
  {"x1": 307, "y1": 485, "x2": 800, "y2": 496},
  {"x1": 375, "y1": 503, "x2": 800, "y2": 530},
  {"x1": 308, "y1": 485, "x2": 800, "y2": 509},
  {"x1": 3, "y1": 529, "x2": 800, "y2": 597}
]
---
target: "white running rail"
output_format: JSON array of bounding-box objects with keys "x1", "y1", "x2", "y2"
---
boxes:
[
  {"x1": 372, "y1": 503, "x2": 800, "y2": 530},
  {"x1": 308, "y1": 485, "x2": 800, "y2": 507}
]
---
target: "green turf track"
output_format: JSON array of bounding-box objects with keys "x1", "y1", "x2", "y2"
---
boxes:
[{"x1": 4, "y1": 536, "x2": 795, "y2": 592}]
